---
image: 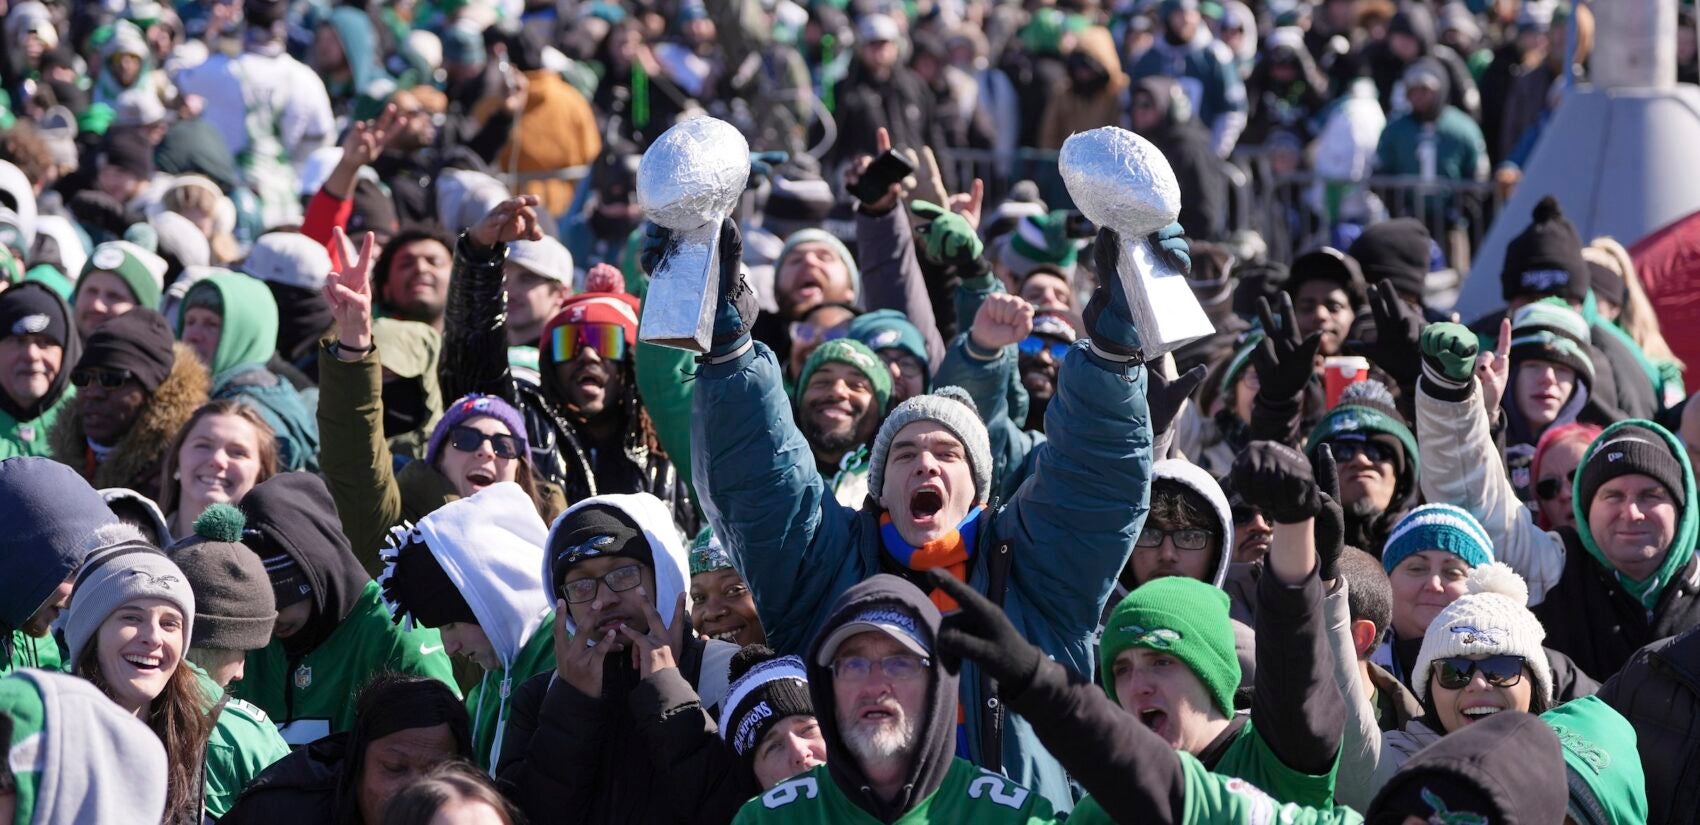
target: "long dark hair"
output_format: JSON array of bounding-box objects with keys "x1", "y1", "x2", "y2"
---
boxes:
[
  {"x1": 335, "y1": 673, "x2": 474, "y2": 823},
  {"x1": 380, "y1": 760, "x2": 523, "y2": 825},
  {"x1": 77, "y1": 639, "x2": 214, "y2": 824}
]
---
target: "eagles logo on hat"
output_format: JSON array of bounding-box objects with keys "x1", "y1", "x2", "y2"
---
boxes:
[
  {"x1": 557, "y1": 533, "x2": 618, "y2": 566},
  {"x1": 92, "y1": 245, "x2": 125, "y2": 271},
  {"x1": 12, "y1": 314, "x2": 48, "y2": 335}
]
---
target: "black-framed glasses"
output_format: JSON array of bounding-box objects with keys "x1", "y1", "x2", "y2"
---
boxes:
[
  {"x1": 70, "y1": 368, "x2": 133, "y2": 389},
  {"x1": 1135, "y1": 526, "x2": 1214, "y2": 551},
  {"x1": 1328, "y1": 440, "x2": 1393, "y2": 465},
  {"x1": 560, "y1": 563, "x2": 644, "y2": 604},
  {"x1": 448, "y1": 426, "x2": 523, "y2": 460},
  {"x1": 830, "y1": 654, "x2": 929, "y2": 684},
  {"x1": 1535, "y1": 470, "x2": 1578, "y2": 502},
  {"x1": 1431, "y1": 654, "x2": 1526, "y2": 690},
  {"x1": 1018, "y1": 336, "x2": 1071, "y2": 361}
]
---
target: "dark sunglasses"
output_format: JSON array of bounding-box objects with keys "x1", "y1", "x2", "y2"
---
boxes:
[
  {"x1": 1431, "y1": 654, "x2": 1526, "y2": 690},
  {"x1": 1328, "y1": 439, "x2": 1393, "y2": 465},
  {"x1": 1534, "y1": 469, "x2": 1578, "y2": 502},
  {"x1": 70, "y1": 368, "x2": 133, "y2": 389},
  {"x1": 1017, "y1": 336, "x2": 1071, "y2": 361},
  {"x1": 1231, "y1": 505, "x2": 1264, "y2": 526},
  {"x1": 447, "y1": 426, "x2": 523, "y2": 459}
]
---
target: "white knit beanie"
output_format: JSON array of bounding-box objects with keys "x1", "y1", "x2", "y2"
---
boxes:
[{"x1": 1412, "y1": 562, "x2": 1551, "y2": 706}]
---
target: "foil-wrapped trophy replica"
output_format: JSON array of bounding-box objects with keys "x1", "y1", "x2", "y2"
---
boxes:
[
  {"x1": 636, "y1": 117, "x2": 751, "y2": 352},
  {"x1": 1059, "y1": 127, "x2": 1214, "y2": 358}
]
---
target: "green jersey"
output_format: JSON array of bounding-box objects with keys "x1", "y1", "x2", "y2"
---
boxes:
[
  {"x1": 192, "y1": 663, "x2": 290, "y2": 819},
  {"x1": 1070, "y1": 752, "x2": 1362, "y2": 825},
  {"x1": 467, "y1": 612, "x2": 558, "y2": 770},
  {"x1": 235, "y1": 581, "x2": 459, "y2": 745},
  {"x1": 1212, "y1": 720, "x2": 1337, "y2": 807},
  {"x1": 3, "y1": 632, "x2": 62, "y2": 674},
  {"x1": 0, "y1": 389, "x2": 71, "y2": 459},
  {"x1": 732, "y1": 759, "x2": 1056, "y2": 825}
]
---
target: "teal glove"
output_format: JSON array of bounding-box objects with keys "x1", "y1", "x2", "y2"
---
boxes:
[
  {"x1": 912, "y1": 200, "x2": 984, "y2": 269},
  {"x1": 1419, "y1": 322, "x2": 1479, "y2": 389}
]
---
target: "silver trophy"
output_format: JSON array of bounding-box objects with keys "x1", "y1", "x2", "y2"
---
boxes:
[
  {"x1": 1059, "y1": 127, "x2": 1213, "y2": 358},
  {"x1": 636, "y1": 117, "x2": 751, "y2": 352}
]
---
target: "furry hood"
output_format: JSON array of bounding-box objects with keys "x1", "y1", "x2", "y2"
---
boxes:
[{"x1": 50, "y1": 343, "x2": 209, "y2": 500}]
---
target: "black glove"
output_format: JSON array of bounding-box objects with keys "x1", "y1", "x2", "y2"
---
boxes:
[
  {"x1": 1230, "y1": 440, "x2": 1322, "y2": 524},
  {"x1": 1311, "y1": 445, "x2": 1344, "y2": 582},
  {"x1": 1253, "y1": 294, "x2": 1323, "y2": 404},
  {"x1": 928, "y1": 570, "x2": 1043, "y2": 699},
  {"x1": 638, "y1": 221, "x2": 674, "y2": 277},
  {"x1": 1345, "y1": 281, "x2": 1425, "y2": 386},
  {"x1": 645, "y1": 220, "x2": 758, "y2": 352},
  {"x1": 1148, "y1": 363, "x2": 1207, "y2": 438}
]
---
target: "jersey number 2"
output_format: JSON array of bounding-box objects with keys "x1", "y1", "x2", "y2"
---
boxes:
[{"x1": 969, "y1": 772, "x2": 1030, "y2": 810}]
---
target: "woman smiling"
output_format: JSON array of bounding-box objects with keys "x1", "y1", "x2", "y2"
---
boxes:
[{"x1": 158, "y1": 399, "x2": 279, "y2": 543}]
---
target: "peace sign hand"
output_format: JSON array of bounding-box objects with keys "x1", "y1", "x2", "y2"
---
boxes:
[
  {"x1": 619, "y1": 590, "x2": 689, "y2": 679},
  {"x1": 555, "y1": 599, "x2": 618, "y2": 698},
  {"x1": 324, "y1": 227, "x2": 376, "y2": 355}
]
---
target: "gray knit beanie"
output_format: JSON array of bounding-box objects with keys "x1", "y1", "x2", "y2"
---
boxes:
[
  {"x1": 168, "y1": 504, "x2": 277, "y2": 652},
  {"x1": 868, "y1": 386, "x2": 993, "y2": 505},
  {"x1": 65, "y1": 540, "x2": 196, "y2": 668}
]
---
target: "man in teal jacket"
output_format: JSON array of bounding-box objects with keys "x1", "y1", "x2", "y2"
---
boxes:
[{"x1": 689, "y1": 218, "x2": 1165, "y2": 812}]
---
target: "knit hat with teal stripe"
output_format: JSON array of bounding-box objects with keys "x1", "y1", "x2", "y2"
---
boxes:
[
  {"x1": 1382, "y1": 504, "x2": 1494, "y2": 573},
  {"x1": 1001, "y1": 210, "x2": 1082, "y2": 281},
  {"x1": 1509, "y1": 298, "x2": 1595, "y2": 387}
]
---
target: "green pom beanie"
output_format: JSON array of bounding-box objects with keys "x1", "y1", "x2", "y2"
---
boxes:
[
  {"x1": 791, "y1": 338, "x2": 892, "y2": 414},
  {"x1": 1001, "y1": 210, "x2": 1081, "y2": 281},
  {"x1": 1100, "y1": 576, "x2": 1240, "y2": 716}
]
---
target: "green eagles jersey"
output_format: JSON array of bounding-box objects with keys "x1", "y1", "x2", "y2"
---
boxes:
[
  {"x1": 235, "y1": 581, "x2": 459, "y2": 745},
  {"x1": 731, "y1": 759, "x2": 1055, "y2": 825},
  {"x1": 1070, "y1": 752, "x2": 1364, "y2": 825},
  {"x1": 0, "y1": 390, "x2": 71, "y2": 459},
  {"x1": 3, "y1": 631, "x2": 62, "y2": 674},
  {"x1": 192, "y1": 663, "x2": 291, "y2": 819},
  {"x1": 1212, "y1": 719, "x2": 1337, "y2": 807},
  {"x1": 467, "y1": 612, "x2": 558, "y2": 771}
]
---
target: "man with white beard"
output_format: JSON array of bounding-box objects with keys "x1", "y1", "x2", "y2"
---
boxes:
[{"x1": 732, "y1": 574, "x2": 1055, "y2": 823}]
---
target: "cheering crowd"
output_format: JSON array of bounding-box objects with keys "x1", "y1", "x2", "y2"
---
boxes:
[{"x1": 1, "y1": 0, "x2": 1697, "y2": 823}]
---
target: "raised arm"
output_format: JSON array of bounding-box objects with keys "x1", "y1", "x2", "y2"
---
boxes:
[
  {"x1": 1321, "y1": 579, "x2": 1395, "y2": 812},
  {"x1": 439, "y1": 197, "x2": 546, "y2": 407},
  {"x1": 686, "y1": 220, "x2": 865, "y2": 656},
  {"x1": 932, "y1": 293, "x2": 1047, "y2": 501},
  {"x1": 1416, "y1": 322, "x2": 1566, "y2": 603},
  {"x1": 845, "y1": 129, "x2": 948, "y2": 367},
  {"x1": 317, "y1": 229, "x2": 404, "y2": 574}
]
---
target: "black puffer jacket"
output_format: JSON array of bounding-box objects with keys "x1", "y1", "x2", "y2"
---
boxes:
[
  {"x1": 1598, "y1": 627, "x2": 1700, "y2": 825},
  {"x1": 438, "y1": 234, "x2": 694, "y2": 533}
]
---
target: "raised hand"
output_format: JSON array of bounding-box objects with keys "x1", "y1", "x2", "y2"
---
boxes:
[
  {"x1": 911, "y1": 200, "x2": 984, "y2": 272},
  {"x1": 467, "y1": 195, "x2": 544, "y2": 251},
  {"x1": 618, "y1": 590, "x2": 687, "y2": 679},
  {"x1": 1347, "y1": 281, "x2": 1425, "y2": 385},
  {"x1": 970, "y1": 291, "x2": 1035, "y2": 352},
  {"x1": 1230, "y1": 440, "x2": 1322, "y2": 524},
  {"x1": 323, "y1": 227, "x2": 376, "y2": 355},
  {"x1": 1147, "y1": 358, "x2": 1207, "y2": 438},
  {"x1": 1253, "y1": 293, "x2": 1323, "y2": 403},
  {"x1": 948, "y1": 178, "x2": 985, "y2": 232},
  {"x1": 341, "y1": 103, "x2": 410, "y2": 168},
  {"x1": 844, "y1": 127, "x2": 907, "y2": 212},
  {"x1": 929, "y1": 570, "x2": 1042, "y2": 696},
  {"x1": 1477, "y1": 317, "x2": 1512, "y2": 418},
  {"x1": 1418, "y1": 320, "x2": 1481, "y2": 393},
  {"x1": 554, "y1": 598, "x2": 617, "y2": 698}
]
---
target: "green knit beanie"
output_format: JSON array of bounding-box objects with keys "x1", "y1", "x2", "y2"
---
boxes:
[
  {"x1": 1001, "y1": 210, "x2": 1081, "y2": 280},
  {"x1": 791, "y1": 338, "x2": 892, "y2": 414},
  {"x1": 1099, "y1": 577, "x2": 1240, "y2": 716},
  {"x1": 77, "y1": 240, "x2": 166, "y2": 310}
]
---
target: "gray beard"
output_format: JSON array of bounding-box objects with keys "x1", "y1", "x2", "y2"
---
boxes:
[{"x1": 842, "y1": 706, "x2": 918, "y2": 771}]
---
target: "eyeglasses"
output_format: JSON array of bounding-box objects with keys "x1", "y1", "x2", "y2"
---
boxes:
[
  {"x1": 1135, "y1": 526, "x2": 1214, "y2": 551},
  {"x1": 1431, "y1": 655, "x2": 1526, "y2": 690},
  {"x1": 789, "y1": 319, "x2": 850, "y2": 347},
  {"x1": 1328, "y1": 440, "x2": 1393, "y2": 465},
  {"x1": 560, "y1": 563, "x2": 644, "y2": 604},
  {"x1": 70, "y1": 368, "x2": 133, "y2": 389},
  {"x1": 550, "y1": 322, "x2": 628, "y2": 363},
  {"x1": 830, "y1": 654, "x2": 930, "y2": 684},
  {"x1": 1534, "y1": 469, "x2": 1578, "y2": 502},
  {"x1": 1017, "y1": 336, "x2": 1071, "y2": 361},
  {"x1": 447, "y1": 426, "x2": 523, "y2": 460}
]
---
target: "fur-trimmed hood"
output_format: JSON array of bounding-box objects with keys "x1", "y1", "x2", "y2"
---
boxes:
[{"x1": 50, "y1": 343, "x2": 210, "y2": 503}]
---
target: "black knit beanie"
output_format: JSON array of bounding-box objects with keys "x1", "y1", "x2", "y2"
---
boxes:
[
  {"x1": 1587, "y1": 261, "x2": 1626, "y2": 308},
  {"x1": 380, "y1": 532, "x2": 478, "y2": 630},
  {"x1": 718, "y1": 645, "x2": 815, "y2": 775},
  {"x1": 76, "y1": 308, "x2": 175, "y2": 392},
  {"x1": 1576, "y1": 425, "x2": 1687, "y2": 512},
  {"x1": 1349, "y1": 218, "x2": 1431, "y2": 301},
  {"x1": 546, "y1": 504, "x2": 653, "y2": 597},
  {"x1": 1501, "y1": 196, "x2": 1589, "y2": 304},
  {"x1": 1285, "y1": 247, "x2": 1367, "y2": 307}
]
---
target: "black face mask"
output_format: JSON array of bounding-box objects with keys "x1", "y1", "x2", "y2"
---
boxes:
[
  {"x1": 1066, "y1": 53, "x2": 1110, "y2": 95},
  {"x1": 382, "y1": 378, "x2": 433, "y2": 438}
]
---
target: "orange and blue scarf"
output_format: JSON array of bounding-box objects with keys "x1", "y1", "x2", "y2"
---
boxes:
[{"x1": 879, "y1": 506, "x2": 986, "y2": 613}]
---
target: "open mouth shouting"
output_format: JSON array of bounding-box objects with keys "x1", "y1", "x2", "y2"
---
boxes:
[
  {"x1": 1135, "y1": 706, "x2": 1171, "y2": 741},
  {"x1": 463, "y1": 467, "x2": 498, "y2": 492},
  {"x1": 907, "y1": 486, "x2": 945, "y2": 527}
]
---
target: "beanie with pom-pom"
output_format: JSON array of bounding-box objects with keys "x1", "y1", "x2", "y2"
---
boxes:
[
  {"x1": 168, "y1": 504, "x2": 278, "y2": 652},
  {"x1": 1502, "y1": 195, "x2": 1589, "y2": 305},
  {"x1": 717, "y1": 646, "x2": 813, "y2": 771},
  {"x1": 1412, "y1": 562, "x2": 1552, "y2": 706}
]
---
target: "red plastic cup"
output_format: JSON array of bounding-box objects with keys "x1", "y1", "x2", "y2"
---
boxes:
[{"x1": 1323, "y1": 356, "x2": 1371, "y2": 408}]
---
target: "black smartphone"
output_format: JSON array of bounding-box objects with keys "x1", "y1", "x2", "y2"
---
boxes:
[
  {"x1": 1064, "y1": 210, "x2": 1096, "y2": 238},
  {"x1": 850, "y1": 150, "x2": 917, "y2": 204}
]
